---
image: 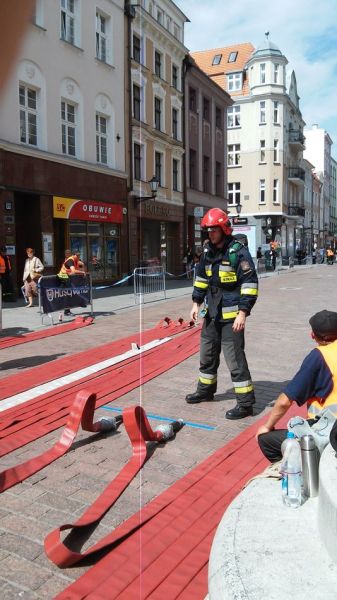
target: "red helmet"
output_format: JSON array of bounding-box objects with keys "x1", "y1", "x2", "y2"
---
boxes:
[{"x1": 201, "y1": 208, "x2": 232, "y2": 236}]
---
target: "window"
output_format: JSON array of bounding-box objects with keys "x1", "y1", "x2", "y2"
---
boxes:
[
  {"x1": 61, "y1": 101, "x2": 76, "y2": 156},
  {"x1": 155, "y1": 51, "x2": 162, "y2": 78},
  {"x1": 260, "y1": 63, "x2": 266, "y2": 84},
  {"x1": 259, "y1": 179, "x2": 266, "y2": 204},
  {"x1": 228, "y1": 144, "x2": 241, "y2": 167},
  {"x1": 133, "y1": 84, "x2": 141, "y2": 120},
  {"x1": 133, "y1": 34, "x2": 141, "y2": 63},
  {"x1": 189, "y1": 149, "x2": 196, "y2": 188},
  {"x1": 203, "y1": 97, "x2": 210, "y2": 121},
  {"x1": 274, "y1": 63, "x2": 279, "y2": 84},
  {"x1": 227, "y1": 105, "x2": 241, "y2": 128},
  {"x1": 172, "y1": 108, "x2": 178, "y2": 140},
  {"x1": 134, "y1": 143, "x2": 141, "y2": 180},
  {"x1": 154, "y1": 97, "x2": 161, "y2": 130},
  {"x1": 96, "y1": 12, "x2": 107, "y2": 62},
  {"x1": 228, "y1": 182, "x2": 240, "y2": 205},
  {"x1": 212, "y1": 54, "x2": 222, "y2": 66},
  {"x1": 273, "y1": 101, "x2": 279, "y2": 124},
  {"x1": 19, "y1": 85, "x2": 37, "y2": 146},
  {"x1": 273, "y1": 179, "x2": 279, "y2": 203},
  {"x1": 260, "y1": 140, "x2": 266, "y2": 163},
  {"x1": 157, "y1": 8, "x2": 163, "y2": 24},
  {"x1": 172, "y1": 65, "x2": 178, "y2": 89},
  {"x1": 215, "y1": 107, "x2": 222, "y2": 129},
  {"x1": 228, "y1": 51, "x2": 238, "y2": 63},
  {"x1": 173, "y1": 159, "x2": 179, "y2": 191},
  {"x1": 216, "y1": 162, "x2": 221, "y2": 196},
  {"x1": 260, "y1": 101, "x2": 266, "y2": 124},
  {"x1": 31, "y1": 0, "x2": 44, "y2": 27},
  {"x1": 96, "y1": 115, "x2": 107, "y2": 164},
  {"x1": 155, "y1": 151, "x2": 162, "y2": 185},
  {"x1": 61, "y1": 0, "x2": 75, "y2": 45},
  {"x1": 227, "y1": 73, "x2": 242, "y2": 92},
  {"x1": 189, "y1": 87, "x2": 196, "y2": 112},
  {"x1": 274, "y1": 139, "x2": 279, "y2": 163},
  {"x1": 203, "y1": 156, "x2": 209, "y2": 192}
]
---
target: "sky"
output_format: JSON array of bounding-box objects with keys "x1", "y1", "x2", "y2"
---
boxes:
[{"x1": 177, "y1": 0, "x2": 337, "y2": 155}]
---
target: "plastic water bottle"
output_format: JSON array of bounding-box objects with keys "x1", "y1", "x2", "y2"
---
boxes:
[
  {"x1": 59, "y1": 311, "x2": 63, "y2": 322},
  {"x1": 281, "y1": 431, "x2": 296, "y2": 456},
  {"x1": 280, "y1": 435, "x2": 302, "y2": 508}
]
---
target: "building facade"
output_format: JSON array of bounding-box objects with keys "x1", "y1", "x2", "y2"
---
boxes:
[
  {"x1": 304, "y1": 124, "x2": 333, "y2": 248},
  {"x1": 330, "y1": 156, "x2": 337, "y2": 249},
  {"x1": 191, "y1": 34, "x2": 307, "y2": 257},
  {"x1": 184, "y1": 56, "x2": 232, "y2": 252},
  {"x1": 0, "y1": 0, "x2": 127, "y2": 292},
  {"x1": 125, "y1": 0, "x2": 188, "y2": 274}
]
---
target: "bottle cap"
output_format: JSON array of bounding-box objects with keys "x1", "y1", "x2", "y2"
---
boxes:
[
  {"x1": 300, "y1": 434, "x2": 316, "y2": 450},
  {"x1": 286, "y1": 432, "x2": 295, "y2": 438}
]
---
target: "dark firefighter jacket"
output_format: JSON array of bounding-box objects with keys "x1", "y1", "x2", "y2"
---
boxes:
[{"x1": 192, "y1": 237, "x2": 258, "y2": 322}]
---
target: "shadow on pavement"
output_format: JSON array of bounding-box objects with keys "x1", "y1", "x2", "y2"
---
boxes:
[
  {"x1": 0, "y1": 353, "x2": 66, "y2": 370},
  {"x1": 0, "y1": 326, "x2": 32, "y2": 338},
  {"x1": 213, "y1": 379, "x2": 291, "y2": 416}
]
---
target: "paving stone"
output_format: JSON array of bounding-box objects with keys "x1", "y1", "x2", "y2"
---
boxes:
[
  {"x1": 0, "y1": 556, "x2": 51, "y2": 591},
  {"x1": 0, "y1": 582, "x2": 38, "y2": 599},
  {"x1": 0, "y1": 532, "x2": 43, "y2": 561},
  {"x1": 0, "y1": 515, "x2": 50, "y2": 540}
]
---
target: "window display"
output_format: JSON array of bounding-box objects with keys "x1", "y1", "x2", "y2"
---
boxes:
[{"x1": 69, "y1": 221, "x2": 120, "y2": 280}]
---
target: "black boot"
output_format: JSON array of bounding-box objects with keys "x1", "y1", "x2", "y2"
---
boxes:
[
  {"x1": 185, "y1": 391, "x2": 214, "y2": 404},
  {"x1": 226, "y1": 405, "x2": 253, "y2": 420}
]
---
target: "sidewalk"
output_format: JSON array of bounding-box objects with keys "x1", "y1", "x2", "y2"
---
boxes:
[{"x1": 0, "y1": 264, "x2": 332, "y2": 598}]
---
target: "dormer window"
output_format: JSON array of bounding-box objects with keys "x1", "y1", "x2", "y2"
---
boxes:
[
  {"x1": 227, "y1": 72, "x2": 243, "y2": 92},
  {"x1": 228, "y1": 51, "x2": 238, "y2": 63},
  {"x1": 212, "y1": 54, "x2": 222, "y2": 66}
]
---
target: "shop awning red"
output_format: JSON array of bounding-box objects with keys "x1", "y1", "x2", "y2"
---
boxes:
[{"x1": 53, "y1": 197, "x2": 123, "y2": 223}]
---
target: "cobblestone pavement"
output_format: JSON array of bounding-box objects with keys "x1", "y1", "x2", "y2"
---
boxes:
[{"x1": 0, "y1": 266, "x2": 334, "y2": 597}]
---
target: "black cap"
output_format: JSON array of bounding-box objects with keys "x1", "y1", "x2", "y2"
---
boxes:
[
  {"x1": 309, "y1": 310, "x2": 337, "y2": 338},
  {"x1": 0, "y1": 246, "x2": 7, "y2": 252}
]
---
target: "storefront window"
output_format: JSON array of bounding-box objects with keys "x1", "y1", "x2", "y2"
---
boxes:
[
  {"x1": 140, "y1": 220, "x2": 173, "y2": 272},
  {"x1": 69, "y1": 220, "x2": 120, "y2": 280}
]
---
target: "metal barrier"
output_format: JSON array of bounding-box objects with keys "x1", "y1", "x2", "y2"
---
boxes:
[
  {"x1": 275, "y1": 257, "x2": 282, "y2": 273},
  {"x1": 38, "y1": 273, "x2": 93, "y2": 325},
  {"x1": 289, "y1": 257, "x2": 294, "y2": 269},
  {"x1": 256, "y1": 258, "x2": 266, "y2": 277},
  {"x1": 133, "y1": 266, "x2": 166, "y2": 304},
  {"x1": 0, "y1": 283, "x2": 2, "y2": 333}
]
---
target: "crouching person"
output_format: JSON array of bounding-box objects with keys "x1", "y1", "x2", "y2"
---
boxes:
[{"x1": 256, "y1": 310, "x2": 337, "y2": 462}]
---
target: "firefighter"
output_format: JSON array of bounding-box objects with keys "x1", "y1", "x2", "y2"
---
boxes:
[
  {"x1": 59, "y1": 249, "x2": 85, "y2": 316},
  {"x1": 185, "y1": 208, "x2": 258, "y2": 420},
  {"x1": 0, "y1": 246, "x2": 15, "y2": 302},
  {"x1": 327, "y1": 248, "x2": 334, "y2": 265}
]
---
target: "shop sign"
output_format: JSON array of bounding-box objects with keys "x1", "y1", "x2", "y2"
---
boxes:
[
  {"x1": 5, "y1": 246, "x2": 15, "y2": 255},
  {"x1": 194, "y1": 207, "x2": 204, "y2": 217},
  {"x1": 144, "y1": 203, "x2": 170, "y2": 217},
  {"x1": 53, "y1": 197, "x2": 123, "y2": 223},
  {"x1": 4, "y1": 216, "x2": 14, "y2": 224}
]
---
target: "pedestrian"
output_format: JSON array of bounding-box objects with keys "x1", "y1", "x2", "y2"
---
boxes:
[
  {"x1": 256, "y1": 310, "x2": 337, "y2": 462},
  {"x1": 23, "y1": 247, "x2": 44, "y2": 308},
  {"x1": 0, "y1": 246, "x2": 16, "y2": 302},
  {"x1": 194, "y1": 247, "x2": 202, "y2": 264},
  {"x1": 269, "y1": 245, "x2": 277, "y2": 270},
  {"x1": 183, "y1": 247, "x2": 194, "y2": 279},
  {"x1": 257, "y1": 246, "x2": 263, "y2": 259},
  {"x1": 327, "y1": 248, "x2": 334, "y2": 265},
  {"x1": 59, "y1": 249, "x2": 86, "y2": 316},
  {"x1": 185, "y1": 208, "x2": 258, "y2": 420}
]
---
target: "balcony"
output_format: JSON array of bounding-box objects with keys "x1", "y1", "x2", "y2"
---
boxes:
[
  {"x1": 289, "y1": 130, "x2": 306, "y2": 150},
  {"x1": 288, "y1": 204, "x2": 305, "y2": 218},
  {"x1": 288, "y1": 167, "x2": 305, "y2": 186}
]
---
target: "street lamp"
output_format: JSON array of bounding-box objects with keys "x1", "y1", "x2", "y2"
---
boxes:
[
  {"x1": 236, "y1": 202, "x2": 242, "y2": 216},
  {"x1": 133, "y1": 176, "x2": 159, "y2": 209}
]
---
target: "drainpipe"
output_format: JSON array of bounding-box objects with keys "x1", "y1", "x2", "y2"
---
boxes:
[{"x1": 125, "y1": 1, "x2": 135, "y2": 274}]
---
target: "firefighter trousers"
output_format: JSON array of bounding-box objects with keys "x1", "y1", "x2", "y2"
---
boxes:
[{"x1": 196, "y1": 316, "x2": 255, "y2": 407}]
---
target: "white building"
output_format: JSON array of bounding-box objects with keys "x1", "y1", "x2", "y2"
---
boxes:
[
  {"x1": 304, "y1": 124, "x2": 333, "y2": 246},
  {"x1": 0, "y1": 0, "x2": 128, "y2": 289},
  {"x1": 192, "y1": 33, "x2": 307, "y2": 257}
]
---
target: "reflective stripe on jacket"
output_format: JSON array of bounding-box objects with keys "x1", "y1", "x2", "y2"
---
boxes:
[
  {"x1": 0, "y1": 255, "x2": 11, "y2": 274},
  {"x1": 192, "y1": 237, "x2": 258, "y2": 322},
  {"x1": 307, "y1": 341, "x2": 337, "y2": 418},
  {"x1": 59, "y1": 255, "x2": 79, "y2": 275}
]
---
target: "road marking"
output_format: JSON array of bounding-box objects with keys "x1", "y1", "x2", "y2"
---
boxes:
[
  {"x1": 0, "y1": 338, "x2": 172, "y2": 412},
  {"x1": 279, "y1": 287, "x2": 302, "y2": 290},
  {"x1": 100, "y1": 405, "x2": 215, "y2": 431}
]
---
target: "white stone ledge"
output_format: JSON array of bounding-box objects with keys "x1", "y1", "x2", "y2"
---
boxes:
[{"x1": 209, "y1": 448, "x2": 337, "y2": 600}]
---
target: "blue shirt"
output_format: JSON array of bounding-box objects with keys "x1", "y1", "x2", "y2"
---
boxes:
[{"x1": 284, "y1": 348, "x2": 333, "y2": 407}]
